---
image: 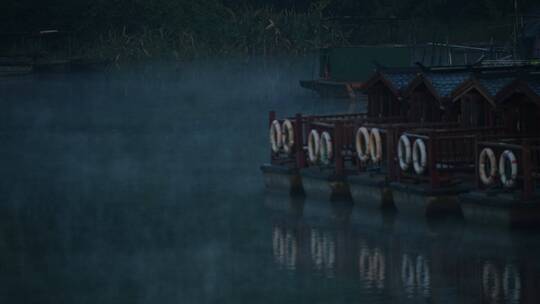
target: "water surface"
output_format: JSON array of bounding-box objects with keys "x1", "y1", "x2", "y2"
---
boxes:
[{"x1": 0, "y1": 59, "x2": 538, "y2": 303}]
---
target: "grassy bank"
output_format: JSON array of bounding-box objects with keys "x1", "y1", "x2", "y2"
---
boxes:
[
  {"x1": 0, "y1": 0, "x2": 521, "y2": 63},
  {"x1": 77, "y1": 5, "x2": 332, "y2": 62}
]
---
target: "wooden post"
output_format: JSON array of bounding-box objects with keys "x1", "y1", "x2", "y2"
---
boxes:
[
  {"x1": 269, "y1": 111, "x2": 276, "y2": 126},
  {"x1": 335, "y1": 122, "x2": 344, "y2": 179},
  {"x1": 269, "y1": 111, "x2": 276, "y2": 164},
  {"x1": 386, "y1": 127, "x2": 396, "y2": 182},
  {"x1": 475, "y1": 136, "x2": 481, "y2": 190},
  {"x1": 396, "y1": 127, "x2": 402, "y2": 183},
  {"x1": 354, "y1": 123, "x2": 363, "y2": 172},
  {"x1": 305, "y1": 119, "x2": 312, "y2": 168},
  {"x1": 428, "y1": 131, "x2": 440, "y2": 189},
  {"x1": 522, "y1": 143, "x2": 533, "y2": 200},
  {"x1": 295, "y1": 113, "x2": 305, "y2": 169}
]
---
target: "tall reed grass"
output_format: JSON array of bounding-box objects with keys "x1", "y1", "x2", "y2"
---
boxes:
[{"x1": 73, "y1": 4, "x2": 352, "y2": 62}]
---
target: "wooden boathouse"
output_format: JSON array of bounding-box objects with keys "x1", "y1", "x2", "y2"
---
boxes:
[
  {"x1": 450, "y1": 73, "x2": 512, "y2": 128},
  {"x1": 496, "y1": 77, "x2": 540, "y2": 134},
  {"x1": 263, "y1": 63, "x2": 540, "y2": 227},
  {"x1": 362, "y1": 68, "x2": 418, "y2": 119},
  {"x1": 403, "y1": 67, "x2": 471, "y2": 123}
]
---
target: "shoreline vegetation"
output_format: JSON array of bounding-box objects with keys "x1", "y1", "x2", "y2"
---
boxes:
[{"x1": 0, "y1": 0, "x2": 533, "y2": 63}]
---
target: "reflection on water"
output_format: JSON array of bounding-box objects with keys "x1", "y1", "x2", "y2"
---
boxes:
[
  {"x1": 358, "y1": 244, "x2": 385, "y2": 290},
  {"x1": 310, "y1": 228, "x2": 336, "y2": 278},
  {"x1": 483, "y1": 263, "x2": 522, "y2": 304},
  {"x1": 400, "y1": 253, "x2": 430, "y2": 298},
  {"x1": 266, "y1": 193, "x2": 540, "y2": 303},
  {"x1": 273, "y1": 226, "x2": 298, "y2": 270}
]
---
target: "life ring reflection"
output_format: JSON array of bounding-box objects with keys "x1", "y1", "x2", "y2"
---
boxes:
[
  {"x1": 503, "y1": 264, "x2": 521, "y2": 303},
  {"x1": 482, "y1": 262, "x2": 522, "y2": 303},
  {"x1": 272, "y1": 226, "x2": 298, "y2": 270},
  {"x1": 483, "y1": 262, "x2": 506, "y2": 302},
  {"x1": 401, "y1": 254, "x2": 431, "y2": 298},
  {"x1": 310, "y1": 228, "x2": 336, "y2": 277},
  {"x1": 358, "y1": 246, "x2": 386, "y2": 289},
  {"x1": 401, "y1": 254, "x2": 415, "y2": 296},
  {"x1": 416, "y1": 255, "x2": 430, "y2": 297}
]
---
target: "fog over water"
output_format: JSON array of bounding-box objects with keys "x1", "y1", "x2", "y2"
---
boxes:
[{"x1": 0, "y1": 57, "x2": 539, "y2": 303}]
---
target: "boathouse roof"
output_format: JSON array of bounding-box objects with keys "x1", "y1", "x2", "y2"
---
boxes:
[
  {"x1": 365, "y1": 64, "x2": 540, "y2": 105},
  {"x1": 407, "y1": 64, "x2": 540, "y2": 102},
  {"x1": 404, "y1": 67, "x2": 473, "y2": 102},
  {"x1": 379, "y1": 69, "x2": 418, "y2": 91},
  {"x1": 478, "y1": 77, "x2": 515, "y2": 97},
  {"x1": 453, "y1": 64, "x2": 540, "y2": 100},
  {"x1": 451, "y1": 74, "x2": 515, "y2": 105},
  {"x1": 423, "y1": 71, "x2": 471, "y2": 98},
  {"x1": 361, "y1": 67, "x2": 419, "y2": 96},
  {"x1": 495, "y1": 77, "x2": 540, "y2": 105}
]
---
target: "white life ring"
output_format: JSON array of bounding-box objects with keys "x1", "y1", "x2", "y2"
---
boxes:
[
  {"x1": 479, "y1": 148, "x2": 497, "y2": 186},
  {"x1": 413, "y1": 139, "x2": 427, "y2": 175},
  {"x1": 319, "y1": 131, "x2": 333, "y2": 165},
  {"x1": 355, "y1": 127, "x2": 370, "y2": 162},
  {"x1": 281, "y1": 119, "x2": 295, "y2": 154},
  {"x1": 269, "y1": 120, "x2": 282, "y2": 153},
  {"x1": 307, "y1": 130, "x2": 320, "y2": 163},
  {"x1": 398, "y1": 135, "x2": 412, "y2": 171},
  {"x1": 369, "y1": 128, "x2": 382, "y2": 163},
  {"x1": 499, "y1": 150, "x2": 518, "y2": 188}
]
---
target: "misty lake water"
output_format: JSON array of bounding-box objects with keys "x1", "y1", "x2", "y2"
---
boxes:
[{"x1": 0, "y1": 58, "x2": 539, "y2": 303}]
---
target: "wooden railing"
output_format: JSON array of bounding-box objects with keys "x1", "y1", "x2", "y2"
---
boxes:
[
  {"x1": 395, "y1": 127, "x2": 509, "y2": 189},
  {"x1": 476, "y1": 138, "x2": 540, "y2": 200},
  {"x1": 302, "y1": 120, "x2": 356, "y2": 178},
  {"x1": 299, "y1": 117, "x2": 423, "y2": 178},
  {"x1": 268, "y1": 110, "x2": 407, "y2": 172},
  {"x1": 305, "y1": 112, "x2": 368, "y2": 122},
  {"x1": 269, "y1": 112, "x2": 305, "y2": 168},
  {"x1": 297, "y1": 120, "x2": 459, "y2": 178},
  {"x1": 358, "y1": 122, "x2": 459, "y2": 176}
]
